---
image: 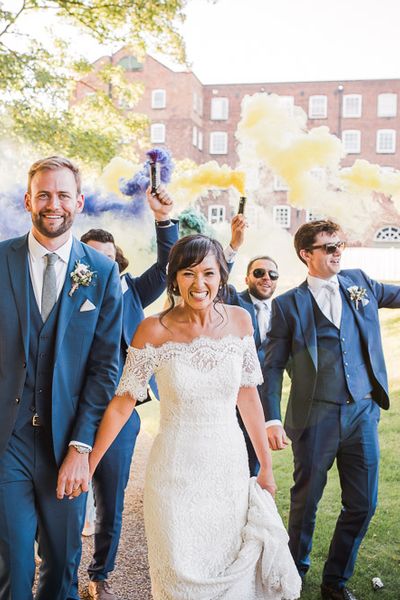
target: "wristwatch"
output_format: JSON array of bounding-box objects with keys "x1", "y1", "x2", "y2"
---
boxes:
[
  {"x1": 70, "y1": 443, "x2": 91, "y2": 454},
  {"x1": 155, "y1": 219, "x2": 171, "y2": 227}
]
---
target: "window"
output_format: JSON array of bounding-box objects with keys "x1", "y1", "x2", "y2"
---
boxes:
[
  {"x1": 192, "y1": 126, "x2": 197, "y2": 146},
  {"x1": 376, "y1": 129, "x2": 396, "y2": 153},
  {"x1": 193, "y1": 92, "x2": 203, "y2": 115},
  {"x1": 150, "y1": 123, "x2": 165, "y2": 143},
  {"x1": 151, "y1": 89, "x2": 166, "y2": 109},
  {"x1": 273, "y1": 205, "x2": 291, "y2": 228},
  {"x1": 308, "y1": 95, "x2": 327, "y2": 119},
  {"x1": 375, "y1": 226, "x2": 400, "y2": 241},
  {"x1": 208, "y1": 205, "x2": 225, "y2": 224},
  {"x1": 280, "y1": 95, "x2": 294, "y2": 115},
  {"x1": 342, "y1": 130, "x2": 361, "y2": 154},
  {"x1": 306, "y1": 209, "x2": 325, "y2": 222},
  {"x1": 377, "y1": 93, "x2": 397, "y2": 117},
  {"x1": 273, "y1": 175, "x2": 289, "y2": 191},
  {"x1": 209, "y1": 132, "x2": 228, "y2": 154},
  {"x1": 211, "y1": 97, "x2": 229, "y2": 120},
  {"x1": 342, "y1": 94, "x2": 362, "y2": 118},
  {"x1": 198, "y1": 130, "x2": 203, "y2": 151},
  {"x1": 118, "y1": 56, "x2": 143, "y2": 71}
]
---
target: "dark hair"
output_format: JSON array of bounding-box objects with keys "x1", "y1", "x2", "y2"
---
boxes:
[
  {"x1": 294, "y1": 220, "x2": 340, "y2": 264},
  {"x1": 80, "y1": 229, "x2": 129, "y2": 273},
  {"x1": 163, "y1": 234, "x2": 229, "y2": 316},
  {"x1": 247, "y1": 255, "x2": 278, "y2": 275},
  {"x1": 27, "y1": 156, "x2": 82, "y2": 195}
]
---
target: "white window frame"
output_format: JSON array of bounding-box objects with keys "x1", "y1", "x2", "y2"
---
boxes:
[
  {"x1": 211, "y1": 97, "x2": 229, "y2": 120},
  {"x1": 150, "y1": 123, "x2": 165, "y2": 143},
  {"x1": 306, "y1": 209, "x2": 325, "y2": 222},
  {"x1": 342, "y1": 130, "x2": 361, "y2": 154},
  {"x1": 375, "y1": 226, "x2": 400, "y2": 242},
  {"x1": 342, "y1": 94, "x2": 362, "y2": 118},
  {"x1": 376, "y1": 129, "x2": 396, "y2": 153},
  {"x1": 198, "y1": 130, "x2": 203, "y2": 151},
  {"x1": 151, "y1": 89, "x2": 166, "y2": 109},
  {"x1": 192, "y1": 126, "x2": 197, "y2": 146},
  {"x1": 209, "y1": 131, "x2": 228, "y2": 154},
  {"x1": 308, "y1": 95, "x2": 328, "y2": 119},
  {"x1": 272, "y1": 205, "x2": 291, "y2": 228},
  {"x1": 208, "y1": 204, "x2": 226, "y2": 224},
  {"x1": 377, "y1": 93, "x2": 397, "y2": 118}
]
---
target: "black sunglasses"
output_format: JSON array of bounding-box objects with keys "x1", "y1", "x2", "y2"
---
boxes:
[
  {"x1": 252, "y1": 268, "x2": 279, "y2": 281},
  {"x1": 309, "y1": 241, "x2": 345, "y2": 254}
]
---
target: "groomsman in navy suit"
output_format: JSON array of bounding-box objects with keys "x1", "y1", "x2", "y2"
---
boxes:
[
  {"x1": 0, "y1": 156, "x2": 123, "y2": 599},
  {"x1": 79, "y1": 187, "x2": 178, "y2": 600},
  {"x1": 261, "y1": 219, "x2": 400, "y2": 600},
  {"x1": 224, "y1": 217, "x2": 279, "y2": 475}
]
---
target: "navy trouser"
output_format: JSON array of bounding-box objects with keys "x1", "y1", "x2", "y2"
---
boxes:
[
  {"x1": 89, "y1": 409, "x2": 141, "y2": 580},
  {"x1": 288, "y1": 398, "x2": 380, "y2": 588},
  {"x1": 0, "y1": 423, "x2": 86, "y2": 600}
]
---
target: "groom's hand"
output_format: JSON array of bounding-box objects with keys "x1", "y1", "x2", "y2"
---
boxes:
[
  {"x1": 267, "y1": 425, "x2": 289, "y2": 451},
  {"x1": 56, "y1": 447, "x2": 90, "y2": 500}
]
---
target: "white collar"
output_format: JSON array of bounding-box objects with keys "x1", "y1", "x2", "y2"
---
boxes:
[
  {"x1": 307, "y1": 274, "x2": 339, "y2": 293},
  {"x1": 28, "y1": 231, "x2": 72, "y2": 264},
  {"x1": 249, "y1": 293, "x2": 272, "y2": 309}
]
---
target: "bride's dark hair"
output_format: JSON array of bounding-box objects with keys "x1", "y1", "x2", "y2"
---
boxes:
[{"x1": 162, "y1": 234, "x2": 229, "y2": 320}]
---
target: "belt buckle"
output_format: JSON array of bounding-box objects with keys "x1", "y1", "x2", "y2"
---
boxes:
[{"x1": 32, "y1": 414, "x2": 41, "y2": 427}]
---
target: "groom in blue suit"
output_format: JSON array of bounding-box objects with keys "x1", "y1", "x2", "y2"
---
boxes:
[
  {"x1": 0, "y1": 156, "x2": 122, "y2": 600},
  {"x1": 261, "y1": 219, "x2": 400, "y2": 600}
]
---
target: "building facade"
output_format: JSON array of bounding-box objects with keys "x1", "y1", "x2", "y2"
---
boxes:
[{"x1": 74, "y1": 52, "x2": 400, "y2": 245}]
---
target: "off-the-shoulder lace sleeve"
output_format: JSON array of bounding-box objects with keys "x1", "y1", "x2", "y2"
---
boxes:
[
  {"x1": 115, "y1": 345, "x2": 157, "y2": 402},
  {"x1": 240, "y1": 336, "x2": 263, "y2": 387}
]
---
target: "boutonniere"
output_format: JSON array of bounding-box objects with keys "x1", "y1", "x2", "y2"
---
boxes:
[
  {"x1": 69, "y1": 261, "x2": 96, "y2": 297},
  {"x1": 347, "y1": 285, "x2": 369, "y2": 310}
]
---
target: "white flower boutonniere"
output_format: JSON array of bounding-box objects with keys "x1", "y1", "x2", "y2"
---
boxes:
[
  {"x1": 347, "y1": 285, "x2": 368, "y2": 310},
  {"x1": 69, "y1": 261, "x2": 96, "y2": 297}
]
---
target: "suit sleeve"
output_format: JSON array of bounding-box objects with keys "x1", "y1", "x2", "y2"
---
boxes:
[
  {"x1": 131, "y1": 221, "x2": 179, "y2": 309},
  {"x1": 71, "y1": 262, "x2": 123, "y2": 446},
  {"x1": 361, "y1": 270, "x2": 400, "y2": 308},
  {"x1": 259, "y1": 298, "x2": 292, "y2": 421}
]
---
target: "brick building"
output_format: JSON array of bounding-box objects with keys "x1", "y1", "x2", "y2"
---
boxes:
[{"x1": 74, "y1": 52, "x2": 400, "y2": 245}]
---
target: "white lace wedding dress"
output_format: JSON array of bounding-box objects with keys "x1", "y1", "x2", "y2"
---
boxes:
[{"x1": 116, "y1": 335, "x2": 301, "y2": 600}]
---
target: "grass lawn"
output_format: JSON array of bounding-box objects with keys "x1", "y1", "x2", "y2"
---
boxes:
[{"x1": 137, "y1": 309, "x2": 400, "y2": 599}]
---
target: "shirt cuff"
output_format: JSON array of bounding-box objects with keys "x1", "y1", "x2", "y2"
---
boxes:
[
  {"x1": 69, "y1": 440, "x2": 93, "y2": 451},
  {"x1": 224, "y1": 245, "x2": 237, "y2": 264},
  {"x1": 265, "y1": 419, "x2": 282, "y2": 428}
]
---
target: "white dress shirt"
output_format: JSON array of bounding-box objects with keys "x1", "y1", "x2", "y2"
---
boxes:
[
  {"x1": 28, "y1": 232, "x2": 72, "y2": 312},
  {"x1": 307, "y1": 274, "x2": 342, "y2": 328}
]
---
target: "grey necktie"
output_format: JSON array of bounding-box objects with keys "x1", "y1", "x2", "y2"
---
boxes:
[
  {"x1": 254, "y1": 301, "x2": 270, "y2": 342},
  {"x1": 321, "y1": 281, "x2": 342, "y2": 328},
  {"x1": 41, "y1": 253, "x2": 58, "y2": 321}
]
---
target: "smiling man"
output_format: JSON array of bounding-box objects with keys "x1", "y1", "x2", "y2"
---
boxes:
[
  {"x1": 0, "y1": 156, "x2": 122, "y2": 600},
  {"x1": 260, "y1": 219, "x2": 400, "y2": 600}
]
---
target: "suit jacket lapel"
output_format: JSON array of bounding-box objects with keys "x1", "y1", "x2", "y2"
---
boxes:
[
  {"x1": 338, "y1": 273, "x2": 369, "y2": 347},
  {"x1": 239, "y1": 290, "x2": 260, "y2": 347},
  {"x1": 54, "y1": 238, "x2": 85, "y2": 361},
  {"x1": 294, "y1": 281, "x2": 318, "y2": 369},
  {"x1": 7, "y1": 235, "x2": 30, "y2": 360}
]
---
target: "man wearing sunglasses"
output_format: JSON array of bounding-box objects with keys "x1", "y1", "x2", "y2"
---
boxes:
[
  {"x1": 225, "y1": 247, "x2": 279, "y2": 475},
  {"x1": 261, "y1": 219, "x2": 400, "y2": 600}
]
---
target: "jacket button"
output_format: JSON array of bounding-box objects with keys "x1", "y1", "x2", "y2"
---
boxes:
[
  {"x1": 23, "y1": 362, "x2": 27, "y2": 368},
  {"x1": 15, "y1": 398, "x2": 20, "y2": 404}
]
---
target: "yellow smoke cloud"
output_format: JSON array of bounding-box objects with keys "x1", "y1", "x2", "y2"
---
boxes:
[
  {"x1": 169, "y1": 161, "x2": 246, "y2": 204},
  {"x1": 339, "y1": 159, "x2": 400, "y2": 198},
  {"x1": 96, "y1": 157, "x2": 140, "y2": 198}
]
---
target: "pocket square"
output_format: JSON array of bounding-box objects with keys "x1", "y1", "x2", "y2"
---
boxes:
[{"x1": 80, "y1": 299, "x2": 96, "y2": 312}]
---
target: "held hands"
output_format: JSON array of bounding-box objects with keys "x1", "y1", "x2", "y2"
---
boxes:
[
  {"x1": 146, "y1": 185, "x2": 173, "y2": 221},
  {"x1": 267, "y1": 425, "x2": 289, "y2": 451},
  {"x1": 56, "y1": 446, "x2": 90, "y2": 500},
  {"x1": 229, "y1": 214, "x2": 247, "y2": 251}
]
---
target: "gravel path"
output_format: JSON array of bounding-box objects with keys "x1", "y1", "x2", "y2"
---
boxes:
[{"x1": 78, "y1": 431, "x2": 153, "y2": 600}]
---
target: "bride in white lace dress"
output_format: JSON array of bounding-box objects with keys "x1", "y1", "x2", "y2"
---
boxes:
[{"x1": 90, "y1": 235, "x2": 301, "y2": 600}]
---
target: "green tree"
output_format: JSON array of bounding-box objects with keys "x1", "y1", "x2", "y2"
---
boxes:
[{"x1": 0, "y1": 0, "x2": 187, "y2": 166}]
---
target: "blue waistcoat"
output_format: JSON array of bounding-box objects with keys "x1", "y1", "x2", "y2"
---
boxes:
[{"x1": 312, "y1": 289, "x2": 374, "y2": 404}]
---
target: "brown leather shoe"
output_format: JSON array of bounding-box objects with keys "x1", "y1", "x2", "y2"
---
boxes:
[
  {"x1": 88, "y1": 580, "x2": 117, "y2": 600},
  {"x1": 321, "y1": 584, "x2": 358, "y2": 600}
]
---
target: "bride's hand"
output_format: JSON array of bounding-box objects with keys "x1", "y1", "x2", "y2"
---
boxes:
[{"x1": 256, "y1": 465, "x2": 277, "y2": 498}]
